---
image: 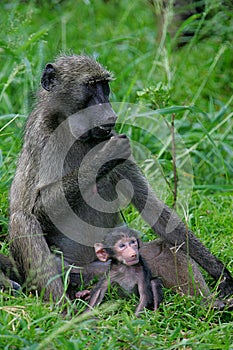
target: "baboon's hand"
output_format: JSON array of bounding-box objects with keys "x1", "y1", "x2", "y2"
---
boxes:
[
  {"x1": 102, "y1": 134, "x2": 131, "y2": 161},
  {"x1": 76, "y1": 289, "x2": 91, "y2": 301}
]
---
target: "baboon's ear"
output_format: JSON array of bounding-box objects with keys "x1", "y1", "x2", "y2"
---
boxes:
[
  {"x1": 41, "y1": 63, "x2": 57, "y2": 91},
  {"x1": 94, "y1": 243, "x2": 109, "y2": 262}
]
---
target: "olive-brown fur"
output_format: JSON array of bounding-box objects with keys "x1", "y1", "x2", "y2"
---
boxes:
[{"x1": 4, "y1": 54, "x2": 233, "y2": 302}]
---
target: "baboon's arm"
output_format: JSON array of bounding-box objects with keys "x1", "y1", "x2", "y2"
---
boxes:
[{"x1": 10, "y1": 211, "x2": 64, "y2": 300}]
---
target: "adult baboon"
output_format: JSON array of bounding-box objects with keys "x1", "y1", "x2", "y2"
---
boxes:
[{"x1": 7, "y1": 54, "x2": 233, "y2": 302}]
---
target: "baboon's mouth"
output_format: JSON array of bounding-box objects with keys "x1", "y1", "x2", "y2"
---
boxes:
[
  {"x1": 125, "y1": 258, "x2": 139, "y2": 266},
  {"x1": 79, "y1": 124, "x2": 115, "y2": 141},
  {"x1": 91, "y1": 124, "x2": 114, "y2": 139}
]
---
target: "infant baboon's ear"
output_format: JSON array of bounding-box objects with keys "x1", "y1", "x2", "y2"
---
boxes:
[{"x1": 94, "y1": 243, "x2": 109, "y2": 262}]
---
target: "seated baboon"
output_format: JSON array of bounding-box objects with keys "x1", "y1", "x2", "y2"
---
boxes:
[{"x1": 2, "y1": 54, "x2": 232, "y2": 304}]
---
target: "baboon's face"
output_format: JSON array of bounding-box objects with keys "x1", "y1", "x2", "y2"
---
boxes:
[
  {"x1": 81, "y1": 79, "x2": 116, "y2": 140},
  {"x1": 41, "y1": 55, "x2": 117, "y2": 140}
]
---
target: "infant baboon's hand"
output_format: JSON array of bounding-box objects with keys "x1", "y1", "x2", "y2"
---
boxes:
[{"x1": 76, "y1": 289, "x2": 91, "y2": 301}]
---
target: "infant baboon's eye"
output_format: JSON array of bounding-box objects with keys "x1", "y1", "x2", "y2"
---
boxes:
[{"x1": 118, "y1": 242, "x2": 125, "y2": 249}]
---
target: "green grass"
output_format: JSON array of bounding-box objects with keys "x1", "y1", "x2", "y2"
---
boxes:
[{"x1": 0, "y1": 0, "x2": 233, "y2": 348}]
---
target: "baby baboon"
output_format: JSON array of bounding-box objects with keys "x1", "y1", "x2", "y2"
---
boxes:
[
  {"x1": 84, "y1": 226, "x2": 163, "y2": 316},
  {"x1": 7, "y1": 54, "x2": 233, "y2": 302}
]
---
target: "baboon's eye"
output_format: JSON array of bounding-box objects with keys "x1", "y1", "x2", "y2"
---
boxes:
[
  {"x1": 85, "y1": 80, "x2": 111, "y2": 106},
  {"x1": 89, "y1": 81, "x2": 97, "y2": 88},
  {"x1": 101, "y1": 81, "x2": 110, "y2": 97},
  {"x1": 118, "y1": 242, "x2": 126, "y2": 249},
  {"x1": 87, "y1": 80, "x2": 110, "y2": 97},
  {"x1": 130, "y1": 239, "x2": 136, "y2": 245}
]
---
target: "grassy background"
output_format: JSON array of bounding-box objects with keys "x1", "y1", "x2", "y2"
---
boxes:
[{"x1": 0, "y1": 0, "x2": 232, "y2": 349}]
